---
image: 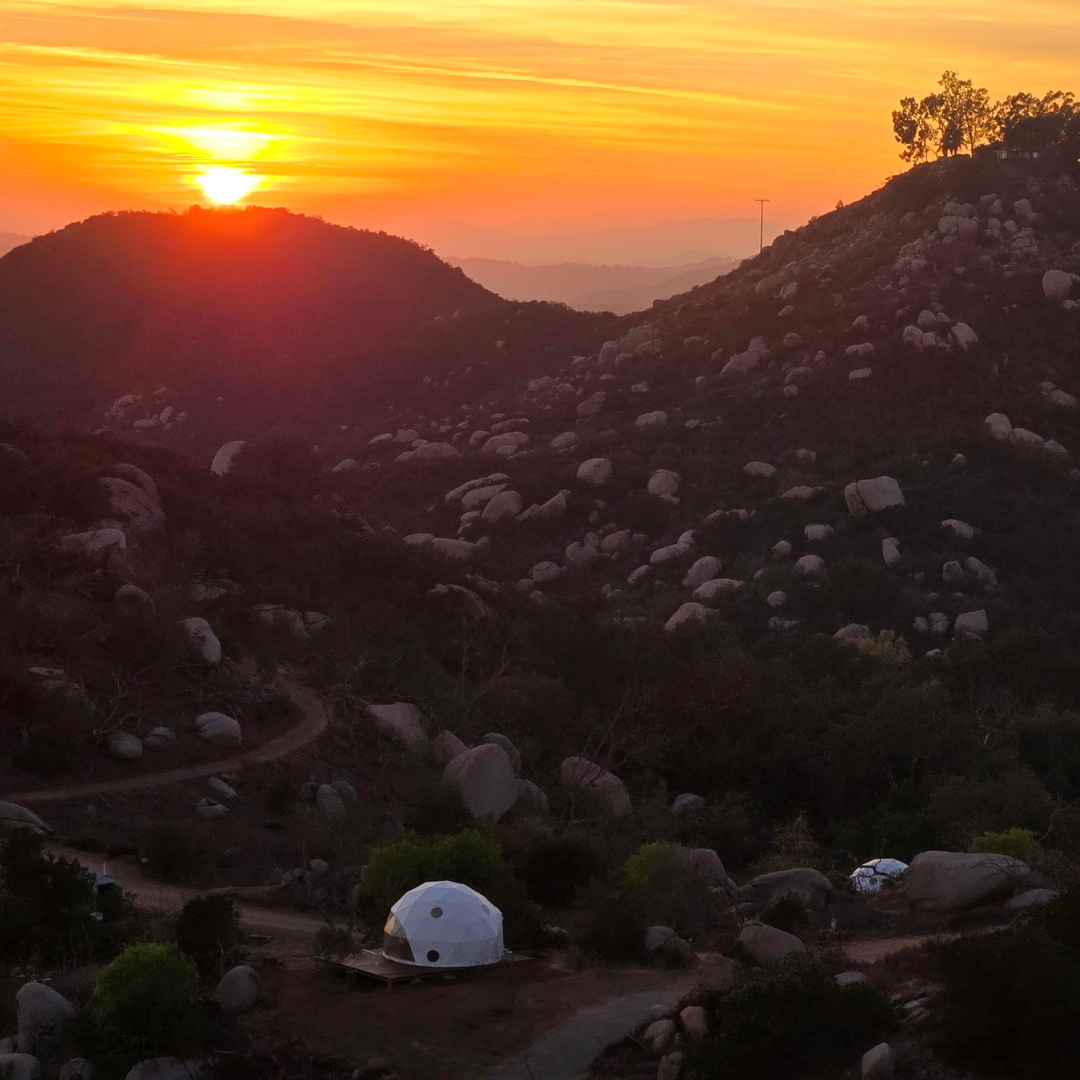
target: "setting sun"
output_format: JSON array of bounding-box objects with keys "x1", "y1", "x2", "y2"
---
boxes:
[{"x1": 197, "y1": 166, "x2": 258, "y2": 205}]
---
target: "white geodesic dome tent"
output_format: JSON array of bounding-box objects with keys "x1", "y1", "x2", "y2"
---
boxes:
[
  {"x1": 381, "y1": 881, "x2": 504, "y2": 968},
  {"x1": 849, "y1": 858, "x2": 909, "y2": 893}
]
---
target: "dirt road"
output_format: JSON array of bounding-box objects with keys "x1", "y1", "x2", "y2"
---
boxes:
[
  {"x1": 50, "y1": 842, "x2": 323, "y2": 947},
  {"x1": 14, "y1": 678, "x2": 328, "y2": 805}
]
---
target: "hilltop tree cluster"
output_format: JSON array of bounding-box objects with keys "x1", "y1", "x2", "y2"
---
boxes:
[{"x1": 893, "y1": 72, "x2": 1078, "y2": 163}]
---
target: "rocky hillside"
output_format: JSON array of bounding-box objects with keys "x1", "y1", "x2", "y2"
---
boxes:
[
  {"x1": 3, "y1": 155, "x2": 1080, "y2": 1080},
  {"x1": 0, "y1": 207, "x2": 604, "y2": 453},
  {"x1": 321, "y1": 155, "x2": 1080, "y2": 648},
  {"x1": 0, "y1": 151, "x2": 1078, "y2": 910}
]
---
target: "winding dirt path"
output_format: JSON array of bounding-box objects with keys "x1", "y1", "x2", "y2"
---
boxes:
[
  {"x1": 50, "y1": 842, "x2": 324, "y2": 946},
  {"x1": 11, "y1": 678, "x2": 329, "y2": 805}
]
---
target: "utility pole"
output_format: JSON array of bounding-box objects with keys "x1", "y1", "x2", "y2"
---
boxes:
[{"x1": 755, "y1": 199, "x2": 770, "y2": 253}]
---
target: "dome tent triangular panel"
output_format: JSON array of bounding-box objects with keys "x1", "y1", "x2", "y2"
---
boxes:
[
  {"x1": 382, "y1": 880, "x2": 504, "y2": 968},
  {"x1": 849, "y1": 857, "x2": 909, "y2": 893}
]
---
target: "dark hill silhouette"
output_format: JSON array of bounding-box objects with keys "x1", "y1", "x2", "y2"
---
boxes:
[{"x1": 0, "y1": 207, "x2": 605, "y2": 451}]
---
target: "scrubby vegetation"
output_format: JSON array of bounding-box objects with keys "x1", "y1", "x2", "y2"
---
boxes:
[
  {"x1": 929, "y1": 887, "x2": 1080, "y2": 1078},
  {"x1": 689, "y1": 958, "x2": 898, "y2": 1080}
]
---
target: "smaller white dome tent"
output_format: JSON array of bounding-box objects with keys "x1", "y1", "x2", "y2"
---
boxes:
[
  {"x1": 381, "y1": 881, "x2": 504, "y2": 968},
  {"x1": 849, "y1": 858, "x2": 909, "y2": 893}
]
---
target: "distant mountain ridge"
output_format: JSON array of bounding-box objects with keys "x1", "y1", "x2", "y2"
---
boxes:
[
  {"x1": 449, "y1": 255, "x2": 739, "y2": 313},
  {"x1": 420, "y1": 216, "x2": 784, "y2": 266},
  {"x1": 0, "y1": 232, "x2": 29, "y2": 258}
]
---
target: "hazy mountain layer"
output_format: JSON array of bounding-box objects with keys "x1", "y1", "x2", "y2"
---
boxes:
[{"x1": 449, "y1": 255, "x2": 739, "y2": 313}]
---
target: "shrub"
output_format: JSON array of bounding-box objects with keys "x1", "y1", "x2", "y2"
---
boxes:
[
  {"x1": 929, "y1": 921, "x2": 1080, "y2": 1079},
  {"x1": 140, "y1": 824, "x2": 214, "y2": 882},
  {"x1": 93, "y1": 942, "x2": 199, "y2": 1055},
  {"x1": 688, "y1": 957, "x2": 897, "y2": 1080},
  {"x1": 0, "y1": 830, "x2": 98, "y2": 965},
  {"x1": 311, "y1": 924, "x2": 355, "y2": 962},
  {"x1": 265, "y1": 780, "x2": 298, "y2": 818},
  {"x1": 970, "y1": 827, "x2": 1043, "y2": 865},
  {"x1": 404, "y1": 785, "x2": 473, "y2": 836},
  {"x1": 174, "y1": 894, "x2": 243, "y2": 981},
  {"x1": 517, "y1": 833, "x2": 600, "y2": 906},
  {"x1": 577, "y1": 842, "x2": 715, "y2": 960},
  {"x1": 576, "y1": 875, "x2": 651, "y2": 962},
  {"x1": 750, "y1": 813, "x2": 824, "y2": 875}
]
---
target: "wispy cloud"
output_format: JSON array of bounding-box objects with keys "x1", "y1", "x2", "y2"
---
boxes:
[{"x1": 1, "y1": 0, "x2": 1077, "y2": 232}]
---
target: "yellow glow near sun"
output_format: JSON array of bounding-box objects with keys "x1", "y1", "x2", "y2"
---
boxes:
[{"x1": 197, "y1": 166, "x2": 259, "y2": 204}]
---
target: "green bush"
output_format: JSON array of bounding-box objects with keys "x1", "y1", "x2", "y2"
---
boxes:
[
  {"x1": 174, "y1": 894, "x2": 243, "y2": 980},
  {"x1": 929, "y1": 918, "x2": 1080, "y2": 1079},
  {"x1": 577, "y1": 842, "x2": 715, "y2": 961},
  {"x1": 517, "y1": 833, "x2": 599, "y2": 906},
  {"x1": 311, "y1": 924, "x2": 355, "y2": 961},
  {"x1": 360, "y1": 829, "x2": 542, "y2": 948},
  {"x1": 93, "y1": 942, "x2": 199, "y2": 1055},
  {"x1": 140, "y1": 824, "x2": 215, "y2": 883},
  {"x1": 970, "y1": 827, "x2": 1044, "y2": 864},
  {"x1": 265, "y1": 780, "x2": 298, "y2": 818},
  {"x1": 576, "y1": 875, "x2": 651, "y2": 962},
  {"x1": 0, "y1": 830, "x2": 98, "y2": 966},
  {"x1": 404, "y1": 784, "x2": 473, "y2": 836},
  {"x1": 688, "y1": 957, "x2": 897, "y2": 1080}
]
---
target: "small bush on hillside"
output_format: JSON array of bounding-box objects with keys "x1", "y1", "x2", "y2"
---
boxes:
[
  {"x1": 749, "y1": 812, "x2": 824, "y2": 876},
  {"x1": 577, "y1": 842, "x2": 715, "y2": 960},
  {"x1": 517, "y1": 833, "x2": 600, "y2": 906},
  {"x1": 575, "y1": 875, "x2": 651, "y2": 962},
  {"x1": 929, "y1": 909, "x2": 1080, "y2": 1079},
  {"x1": 928, "y1": 770, "x2": 1056, "y2": 851},
  {"x1": 140, "y1": 824, "x2": 215, "y2": 883},
  {"x1": 265, "y1": 780, "x2": 298, "y2": 818},
  {"x1": 688, "y1": 957, "x2": 897, "y2": 1080},
  {"x1": 93, "y1": 942, "x2": 200, "y2": 1055},
  {"x1": 10, "y1": 723, "x2": 80, "y2": 776},
  {"x1": 404, "y1": 784, "x2": 473, "y2": 836},
  {"x1": 174, "y1": 894, "x2": 243, "y2": 980},
  {"x1": 0, "y1": 830, "x2": 99, "y2": 966},
  {"x1": 311, "y1": 924, "x2": 355, "y2": 962},
  {"x1": 970, "y1": 827, "x2": 1043, "y2": 865}
]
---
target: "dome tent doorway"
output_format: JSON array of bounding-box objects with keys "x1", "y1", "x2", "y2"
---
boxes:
[{"x1": 382, "y1": 880, "x2": 504, "y2": 968}]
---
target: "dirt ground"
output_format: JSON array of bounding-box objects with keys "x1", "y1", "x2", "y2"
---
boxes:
[{"x1": 253, "y1": 956, "x2": 691, "y2": 1080}]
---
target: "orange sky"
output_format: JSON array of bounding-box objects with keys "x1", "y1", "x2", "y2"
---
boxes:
[{"x1": 1, "y1": 1, "x2": 1078, "y2": 248}]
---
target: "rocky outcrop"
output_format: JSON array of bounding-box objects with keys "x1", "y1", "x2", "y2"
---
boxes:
[
  {"x1": 844, "y1": 476, "x2": 904, "y2": 515},
  {"x1": 0, "y1": 803, "x2": 49, "y2": 835},
  {"x1": 742, "y1": 867, "x2": 833, "y2": 912},
  {"x1": 737, "y1": 923, "x2": 805, "y2": 964},
  {"x1": 368, "y1": 702, "x2": 426, "y2": 748},
  {"x1": 210, "y1": 441, "x2": 246, "y2": 476},
  {"x1": 16, "y1": 982, "x2": 74, "y2": 1055},
  {"x1": 194, "y1": 712, "x2": 241, "y2": 749},
  {"x1": 903, "y1": 850, "x2": 1030, "y2": 912},
  {"x1": 561, "y1": 757, "x2": 632, "y2": 821},
  {"x1": 178, "y1": 618, "x2": 221, "y2": 665},
  {"x1": 444, "y1": 743, "x2": 518, "y2": 822},
  {"x1": 215, "y1": 966, "x2": 259, "y2": 1014},
  {"x1": 576, "y1": 458, "x2": 612, "y2": 486}
]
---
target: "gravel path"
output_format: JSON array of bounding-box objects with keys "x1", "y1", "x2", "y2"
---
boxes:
[
  {"x1": 486, "y1": 979, "x2": 694, "y2": 1080},
  {"x1": 11, "y1": 677, "x2": 328, "y2": 804}
]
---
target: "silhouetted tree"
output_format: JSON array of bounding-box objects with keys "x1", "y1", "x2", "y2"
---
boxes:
[
  {"x1": 893, "y1": 71, "x2": 993, "y2": 161},
  {"x1": 894, "y1": 75, "x2": 1077, "y2": 162}
]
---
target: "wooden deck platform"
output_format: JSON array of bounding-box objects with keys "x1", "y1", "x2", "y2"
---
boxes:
[{"x1": 319, "y1": 949, "x2": 528, "y2": 989}]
